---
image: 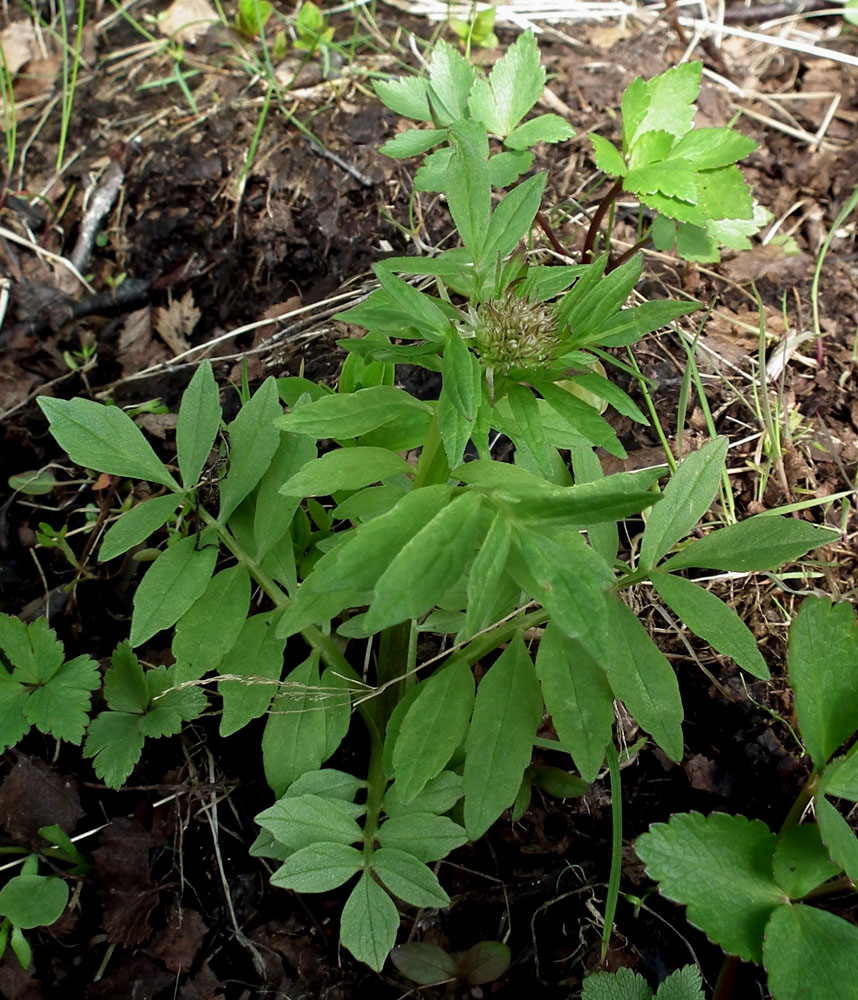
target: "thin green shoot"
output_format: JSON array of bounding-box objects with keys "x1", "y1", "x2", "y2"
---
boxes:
[
  {"x1": 811, "y1": 185, "x2": 858, "y2": 340},
  {"x1": 601, "y1": 740, "x2": 622, "y2": 962},
  {"x1": 57, "y1": 0, "x2": 85, "y2": 172},
  {"x1": 625, "y1": 348, "x2": 677, "y2": 474},
  {"x1": 0, "y1": 45, "x2": 15, "y2": 177}
]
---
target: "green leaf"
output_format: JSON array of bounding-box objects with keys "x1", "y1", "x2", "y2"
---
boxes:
[
  {"x1": 656, "y1": 966, "x2": 705, "y2": 1000},
  {"x1": 467, "y1": 30, "x2": 544, "y2": 136},
  {"x1": 569, "y1": 372, "x2": 648, "y2": 425},
  {"x1": 139, "y1": 664, "x2": 206, "y2": 737},
  {"x1": 129, "y1": 535, "x2": 218, "y2": 647},
  {"x1": 697, "y1": 165, "x2": 753, "y2": 221},
  {"x1": 82, "y1": 711, "x2": 145, "y2": 788},
  {"x1": 172, "y1": 565, "x2": 251, "y2": 680},
  {"x1": 650, "y1": 572, "x2": 769, "y2": 679},
  {"x1": 426, "y1": 39, "x2": 473, "y2": 124},
  {"x1": 340, "y1": 872, "x2": 400, "y2": 971},
  {"x1": 261, "y1": 653, "x2": 330, "y2": 796},
  {"x1": 463, "y1": 633, "x2": 542, "y2": 839},
  {"x1": 819, "y1": 751, "x2": 858, "y2": 801},
  {"x1": 372, "y1": 75, "x2": 431, "y2": 121},
  {"x1": 0, "y1": 874, "x2": 68, "y2": 929},
  {"x1": 763, "y1": 904, "x2": 858, "y2": 1000},
  {"x1": 379, "y1": 128, "x2": 446, "y2": 158},
  {"x1": 393, "y1": 658, "x2": 474, "y2": 802},
  {"x1": 414, "y1": 146, "x2": 453, "y2": 192},
  {"x1": 624, "y1": 62, "x2": 701, "y2": 151},
  {"x1": 506, "y1": 383, "x2": 553, "y2": 477},
  {"x1": 571, "y1": 445, "x2": 619, "y2": 566},
  {"x1": 280, "y1": 447, "x2": 411, "y2": 497},
  {"x1": 669, "y1": 127, "x2": 756, "y2": 169},
  {"x1": 537, "y1": 379, "x2": 625, "y2": 458},
  {"x1": 582, "y1": 967, "x2": 653, "y2": 1000},
  {"x1": 98, "y1": 494, "x2": 181, "y2": 562},
  {"x1": 7, "y1": 470, "x2": 57, "y2": 495},
  {"x1": 176, "y1": 360, "x2": 221, "y2": 489},
  {"x1": 377, "y1": 812, "x2": 468, "y2": 862},
  {"x1": 462, "y1": 511, "x2": 513, "y2": 639},
  {"x1": 624, "y1": 161, "x2": 698, "y2": 202},
  {"x1": 0, "y1": 614, "x2": 62, "y2": 683},
  {"x1": 103, "y1": 641, "x2": 148, "y2": 713},
  {"x1": 253, "y1": 432, "x2": 315, "y2": 560},
  {"x1": 219, "y1": 378, "x2": 281, "y2": 522},
  {"x1": 487, "y1": 150, "x2": 533, "y2": 188},
  {"x1": 635, "y1": 812, "x2": 782, "y2": 963},
  {"x1": 365, "y1": 491, "x2": 483, "y2": 632},
  {"x1": 505, "y1": 114, "x2": 574, "y2": 150},
  {"x1": 373, "y1": 267, "x2": 451, "y2": 342},
  {"x1": 707, "y1": 201, "x2": 770, "y2": 251},
  {"x1": 601, "y1": 598, "x2": 684, "y2": 762},
  {"x1": 814, "y1": 794, "x2": 858, "y2": 883},
  {"x1": 437, "y1": 385, "x2": 472, "y2": 468},
  {"x1": 441, "y1": 333, "x2": 482, "y2": 422},
  {"x1": 628, "y1": 129, "x2": 674, "y2": 168},
  {"x1": 445, "y1": 120, "x2": 491, "y2": 264},
  {"x1": 372, "y1": 848, "x2": 450, "y2": 907},
  {"x1": 456, "y1": 940, "x2": 511, "y2": 986},
  {"x1": 787, "y1": 597, "x2": 858, "y2": 769},
  {"x1": 483, "y1": 171, "x2": 547, "y2": 265},
  {"x1": 271, "y1": 842, "x2": 363, "y2": 892},
  {"x1": 22, "y1": 653, "x2": 98, "y2": 744},
  {"x1": 675, "y1": 223, "x2": 719, "y2": 263},
  {"x1": 391, "y1": 942, "x2": 458, "y2": 985},
  {"x1": 219, "y1": 613, "x2": 285, "y2": 737},
  {"x1": 383, "y1": 771, "x2": 463, "y2": 818},
  {"x1": 256, "y1": 793, "x2": 363, "y2": 852},
  {"x1": 771, "y1": 824, "x2": 841, "y2": 899},
  {"x1": 275, "y1": 386, "x2": 431, "y2": 439},
  {"x1": 535, "y1": 622, "x2": 614, "y2": 783},
  {"x1": 38, "y1": 396, "x2": 179, "y2": 490},
  {"x1": 639, "y1": 437, "x2": 727, "y2": 569},
  {"x1": 580, "y1": 298, "x2": 699, "y2": 349},
  {"x1": 286, "y1": 768, "x2": 365, "y2": 802},
  {"x1": 660, "y1": 516, "x2": 837, "y2": 573}
]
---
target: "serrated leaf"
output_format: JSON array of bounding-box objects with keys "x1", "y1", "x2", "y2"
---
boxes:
[
  {"x1": 2, "y1": 615, "x2": 62, "y2": 684},
  {"x1": 763, "y1": 904, "x2": 858, "y2": 1000},
  {"x1": 535, "y1": 622, "x2": 614, "y2": 782},
  {"x1": 372, "y1": 847, "x2": 450, "y2": 908},
  {"x1": 505, "y1": 114, "x2": 574, "y2": 150},
  {"x1": 660, "y1": 517, "x2": 837, "y2": 573},
  {"x1": 129, "y1": 535, "x2": 218, "y2": 647},
  {"x1": 377, "y1": 812, "x2": 468, "y2": 862},
  {"x1": 0, "y1": 873, "x2": 68, "y2": 929},
  {"x1": 787, "y1": 597, "x2": 858, "y2": 769},
  {"x1": 426, "y1": 40, "x2": 473, "y2": 124},
  {"x1": 650, "y1": 572, "x2": 768, "y2": 679},
  {"x1": 636, "y1": 812, "x2": 783, "y2": 963},
  {"x1": 0, "y1": 674, "x2": 30, "y2": 752},
  {"x1": 463, "y1": 633, "x2": 542, "y2": 839},
  {"x1": 365, "y1": 491, "x2": 482, "y2": 632},
  {"x1": 19, "y1": 652, "x2": 99, "y2": 745},
  {"x1": 624, "y1": 161, "x2": 698, "y2": 202},
  {"x1": 219, "y1": 377, "x2": 281, "y2": 522},
  {"x1": 99, "y1": 493, "x2": 182, "y2": 562},
  {"x1": 655, "y1": 965, "x2": 705, "y2": 1000},
  {"x1": 393, "y1": 659, "x2": 474, "y2": 802},
  {"x1": 669, "y1": 127, "x2": 756, "y2": 169},
  {"x1": 414, "y1": 145, "x2": 453, "y2": 192},
  {"x1": 697, "y1": 165, "x2": 753, "y2": 221},
  {"x1": 380, "y1": 128, "x2": 446, "y2": 158},
  {"x1": 103, "y1": 641, "x2": 148, "y2": 713},
  {"x1": 487, "y1": 149, "x2": 533, "y2": 187},
  {"x1": 340, "y1": 872, "x2": 400, "y2": 971},
  {"x1": 707, "y1": 201, "x2": 769, "y2": 251},
  {"x1": 639, "y1": 437, "x2": 727, "y2": 568},
  {"x1": 256, "y1": 793, "x2": 363, "y2": 852},
  {"x1": 588, "y1": 134, "x2": 628, "y2": 176},
  {"x1": 176, "y1": 360, "x2": 221, "y2": 489},
  {"x1": 82, "y1": 711, "x2": 145, "y2": 788},
  {"x1": 372, "y1": 75, "x2": 431, "y2": 121},
  {"x1": 626, "y1": 62, "x2": 701, "y2": 149},
  {"x1": 675, "y1": 222, "x2": 719, "y2": 263},
  {"x1": 814, "y1": 794, "x2": 858, "y2": 883},
  {"x1": 275, "y1": 386, "x2": 431, "y2": 439},
  {"x1": 37, "y1": 397, "x2": 179, "y2": 490},
  {"x1": 772, "y1": 824, "x2": 841, "y2": 899},
  {"x1": 172, "y1": 565, "x2": 250, "y2": 680},
  {"x1": 271, "y1": 842, "x2": 363, "y2": 893},
  {"x1": 582, "y1": 967, "x2": 653, "y2": 1000},
  {"x1": 139, "y1": 664, "x2": 206, "y2": 737},
  {"x1": 467, "y1": 29, "x2": 544, "y2": 136}
]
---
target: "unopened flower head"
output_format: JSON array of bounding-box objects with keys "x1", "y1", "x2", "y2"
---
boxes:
[{"x1": 473, "y1": 289, "x2": 559, "y2": 373}]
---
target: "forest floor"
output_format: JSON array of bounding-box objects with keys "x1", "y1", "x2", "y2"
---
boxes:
[{"x1": 0, "y1": 0, "x2": 857, "y2": 997}]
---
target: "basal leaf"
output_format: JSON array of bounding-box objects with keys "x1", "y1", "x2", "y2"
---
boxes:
[
  {"x1": 377, "y1": 812, "x2": 468, "y2": 862},
  {"x1": 656, "y1": 966, "x2": 705, "y2": 1000},
  {"x1": 129, "y1": 535, "x2": 218, "y2": 647},
  {"x1": 787, "y1": 597, "x2": 858, "y2": 769},
  {"x1": 1, "y1": 614, "x2": 62, "y2": 685},
  {"x1": 219, "y1": 377, "x2": 281, "y2": 522},
  {"x1": 650, "y1": 572, "x2": 768, "y2": 679},
  {"x1": 627, "y1": 62, "x2": 701, "y2": 148},
  {"x1": 172, "y1": 565, "x2": 251, "y2": 680},
  {"x1": 669, "y1": 127, "x2": 756, "y2": 170},
  {"x1": 763, "y1": 904, "x2": 858, "y2": 1000},
  {"x1": 582, "y1": 967, "x2": 652, "y2": 1000},
  {"x1": 372, "y1": 847, "x2": 450, "y2": 908},
  {"x1": 38, "y1": 397, "x2": 179, "y2": 490},
  {"x1": 271, "y1": 842, "x2": 363, "y2": 893},
  {"x1": 636, "y1": 811, "x2": 782, "y2": 963},
  {"x1": 98, "y1": 493, "x2": 182, "y2": 562},
  {"x1": 660, "y1": 516, "x2": 837, "y2": 573},
  {"x1": 176, "y1": 360, "x2": 221, "y2": 489},
  {"x1": 426, "y1": 39, "x2": 473, "y2": 124},
  {"x1": 0, "y1": 873, "x2": 68, "y2": 929},
  {"x1": 624, "y1": 161, "x2": 698, "y2": 202},
  {"x1": 22, "y1": 653, "x2": 99, "y2": 744},
  {"x1": 535, "y1": 623, "x2": 614, "y2": 783},
  {"x1": 365, "y1": 491, "x2": 482, "y2": 633},
  {"x1": 393, "y1": 658, "x2": 474, "y2": 802},
  {"x1": 463, "y1": 633, "x2": 542, "y2": 838},
  {"x1": 487, "y1": 149, "x2": 533, "y2": 188},
  {"x1": 340, "y1": 872, "x2": 400, "y2": 971},
  {"x1": 697, "y1": 165, "x2": 753, "y2": 221},
  {"x1": 391, "y1": 943, "x2": 458, "y2": 984}
]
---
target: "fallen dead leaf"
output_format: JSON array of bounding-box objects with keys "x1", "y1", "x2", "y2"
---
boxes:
[
  {"x1": 149, "y1": 903, "x2": 208, "y2": 973},
  {"x1": 92, "y1": 817, "x2": 160, "y2": 946},
  {"x1": 0, "y1": 19, "x2": 39, "y2": 75},
  {"x1": 154, "y1": 288, "x2": 200, "y2": 356},
  {"x1": 0, "y1": 754, "x2": 83, "y2": 844},
  {"x1": 157, "y1": 0, "x2": 219, "y2": 44}
]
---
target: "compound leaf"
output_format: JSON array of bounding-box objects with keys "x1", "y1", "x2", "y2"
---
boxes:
[
  {"x1": 176, "y1": 359, "x2": 221, "y2": 489},
  {"x1": 371, "y1": 847, "x2": 450, "y2": 908},
  {"x1": 340, "y1": 872, "x2": 400, "y2": 972},
  {"x1": 219, "y1": 377, "x2": 281, "y2": 522},
  {"x1": 219, "y1": 612, "x2": 285, "y2": 737},
  {"x1": 172, "y1": 565, "x2": 251, "y2": 680},
  {"x1": 271, "y1": 842, "x2": 363, "y2": 893},
  {"x1": 377, "y1": 812, "x2": 468, "y2": 863}
]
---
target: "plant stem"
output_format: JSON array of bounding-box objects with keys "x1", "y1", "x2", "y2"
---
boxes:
[
  {"x1": 601, "y1": 740, "x2": 623, "y2": 962},
  {"x1": 712, "y1": 955, "x2": 740, "y2": 1000},
  {"x1": 609, "y1": 234, "x2": 652, "y2": 272},
  {"x1": 412, "y1": 413, "x2": 450, "y2": 490},
  {"x1": 778, "y1": 771, "x2": 818, "y2": 836},
  {"x1": 582, "y1": 177, "x2": 623, "y2": 264},
  {"x1": 361, "y1": 728, "x2": 387, "y2": 859}
]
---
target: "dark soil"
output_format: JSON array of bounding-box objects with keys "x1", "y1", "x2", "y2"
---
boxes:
[{"x1": 1, "y1": 2, "x2": 857, "y2": 997}]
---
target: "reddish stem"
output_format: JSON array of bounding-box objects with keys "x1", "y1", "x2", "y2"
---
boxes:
[{"x1": 582, "y1": 177, "x2": 623, "y2": 264}]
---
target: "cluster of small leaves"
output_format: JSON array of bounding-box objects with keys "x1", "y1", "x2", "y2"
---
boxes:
[
  {"x1": 588, "y1": 61, "x2": 766, "y2": 262},
  {"x1": 636, "y1": 597, "x2": 858, "y2": 1000},
  {"x1": 391, "y1": 938, "x2": 510, "y2": 987},
  {"x1": 582, "y1": 965, "x2": 704, "y2": 1000}
]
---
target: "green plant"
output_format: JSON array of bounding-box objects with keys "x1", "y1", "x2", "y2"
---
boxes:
[
  {"x1": 391, "y1": 938, "x2": 510, "y2": 987},
  {"x1": 233, "y1": 0, "x2": 273, "y2": 38},
  {"x1": 636, "y1": 596, "x2": 858, "y2": 1000},
  {"x1": 293, "y1": 1, "x2": 334, "y2": 55},
  {"x1": 31, "y1": 34, "x2": 837, "y2": 975},
  {"x1": 583, "y1": 965, "x2": 704, "y2": 1000},
  {"x1": 0, "y1": 854, "x2": 70, "y2": 969},
  {"x1": 448, "y1": 4, "x2": 498, "y2": 52},
  {"x1": 585, "y1": 61, "x2": 768, "y2": 265}
]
